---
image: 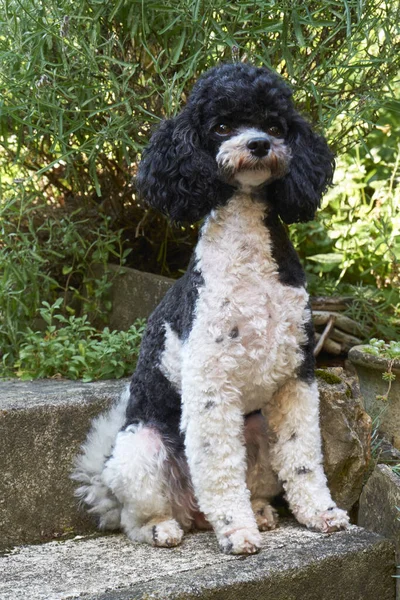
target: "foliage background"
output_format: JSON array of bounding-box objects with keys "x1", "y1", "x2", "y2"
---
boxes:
[{"x1": 0, "y1": 0, "x2": 399, "y2": 376}]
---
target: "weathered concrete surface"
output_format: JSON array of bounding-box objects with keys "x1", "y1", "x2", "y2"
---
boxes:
[
  {"x1": 318, "y1": 368, "x2": 372, "y2": 511},
  {"x1": 0, "y1": 378, "x2": 129, "y2": 550},
  {"x1": 0, "y1": 522, "x2": 395, "y2": 600},
  {"x1": 103, "y1": 264, "x2": 174, "y2": 329}
]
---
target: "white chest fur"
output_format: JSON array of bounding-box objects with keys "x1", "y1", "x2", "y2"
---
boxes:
[
  {"x1": 190, "y1": 193, "x2": 309, "y2": 410},
  {"x1": 161, "y1": 192, "x2": 310, "y2": 413}
]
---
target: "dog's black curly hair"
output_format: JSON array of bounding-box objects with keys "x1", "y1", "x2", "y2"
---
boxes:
[{"x1": 137, "y1": 62, "x2": 334, "y2": 225}]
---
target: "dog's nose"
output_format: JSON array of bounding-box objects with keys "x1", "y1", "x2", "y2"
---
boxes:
[{"x1": 246, "y1": 138, "x2": 270, "y2": 158}]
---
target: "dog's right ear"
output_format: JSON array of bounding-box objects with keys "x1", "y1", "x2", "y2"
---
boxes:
[{"x1": 136, "y1": 110, "x2": 233, "y2": 223}]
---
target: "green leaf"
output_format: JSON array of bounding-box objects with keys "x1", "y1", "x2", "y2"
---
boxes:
[{"x1": 308, "y1": 253, "x2": 344, "y2": 264}]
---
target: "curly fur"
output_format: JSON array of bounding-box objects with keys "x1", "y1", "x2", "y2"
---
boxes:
[{"x1": 73, "y1": 62, "x2": 348, "y2": 555}]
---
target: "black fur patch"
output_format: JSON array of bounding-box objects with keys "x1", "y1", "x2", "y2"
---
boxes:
[
  {"x1": 152, "y1": 525, "x2": 158, "y2": 543},
  {"x1": 205, "y1": 400, "x2": 215, "y2": 410},
  {"x1": 296, "y1": 467, "x2": 312, "y2": 475},
  {"x1": 229, "y1": 326, "x2": 239, "y2": 339},
  {"x1": 125, "y1": 256, "x2": 204, "y2": 442},
  {"x1": 220, "y1": 540, "x2": 233, "y2": 554},
  {"x1": 297, "y1": 306, "x2": 316, "y2": 383},
  {"x1": 263, "y1": 210, "x2": 306, "y2": 288}
]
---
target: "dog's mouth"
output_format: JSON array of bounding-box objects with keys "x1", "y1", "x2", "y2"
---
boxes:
[
  {"x1": 236, "y1": 153, "x2": 280, "y2": 173},
  {"x1": 217, "y1": 151, "x2": 288, "y2": 186}
]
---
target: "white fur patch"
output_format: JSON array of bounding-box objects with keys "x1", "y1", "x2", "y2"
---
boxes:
[
  {"x1": 159, "y1": 323, "x2": 182, "y2": 391},
  {"x1": 234, "y1": 169, "x2": 272, "y2": 188},
  {"x1": 185, "y1": 192, "x2": 309, "y2": 413}
]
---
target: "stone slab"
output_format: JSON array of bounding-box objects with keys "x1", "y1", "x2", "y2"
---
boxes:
[
  {"x1": 103, "y1": 264, "x2": 174, "y2": 330},
  {"x1": 359, "y1": 464, "x2": 400, "y2": 544},
  {"x1": 0, "y1": 378, "x2": 129, "y2": 549},
  {"x1": 0, "y1": 522, "x2": 395, "y2": 600},
  {"x1": 358, "y1": 463, "x2": 400, "y2": 597}
]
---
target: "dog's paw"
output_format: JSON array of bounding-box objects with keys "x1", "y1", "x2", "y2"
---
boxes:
[
  {"x1": 219, "y1": 527, "x2": 262, "y2": 555},
  {"x1": 305, "y1": 507, "x2": 350, "y2": 533},
  {"x1": 152, "y1": 519, "x2": 184, "y2": 548},
  {"x1": 253, "y1": 502, "x2": 279, "y2": 531}
]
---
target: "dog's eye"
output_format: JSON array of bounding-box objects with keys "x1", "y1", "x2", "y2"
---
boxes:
[
  {"x1": 213, "y1": 124, "x2": 232, "y2": 136},
  {"x1": 266, "y1": 125, "x2": 283, "y2": 137}
]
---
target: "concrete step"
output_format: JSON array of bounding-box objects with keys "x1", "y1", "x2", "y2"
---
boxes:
[
  {"x1": 1, "y1": 372, "x2": 370, "y2": 551},
  {"x1": 0, "y1": 522, "x2": 395, "y2": 600},
  {"x1": 0, "y1": 378, "x2": 128, "y2": 549}
]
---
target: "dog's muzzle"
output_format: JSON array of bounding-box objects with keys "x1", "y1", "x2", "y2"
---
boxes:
[{"x1": 216, "y1": 128, "x2": 291, "y2": 187}]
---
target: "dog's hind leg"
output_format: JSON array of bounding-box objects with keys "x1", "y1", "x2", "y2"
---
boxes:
[
  {"x1": 102, "y1": 423, "x2": 184, "y2": 547},
  {"x1": 245, "y1": 411, "x2": 281, "y2": 531}
]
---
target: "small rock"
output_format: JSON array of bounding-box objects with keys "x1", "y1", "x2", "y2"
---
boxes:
[
  {"x1": 358, "y1": 464, "x2": 400, "y2": 592},
  {"x1": 318, "y1": 368, "x2": 372, "y2": 511},
  {"x1": 358, "y1": 464, "x2": 400, "y2": 544}
]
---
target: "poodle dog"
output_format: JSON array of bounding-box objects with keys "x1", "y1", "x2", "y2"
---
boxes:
[{"x1": 73, "y1": 62, "x2": 349, "y2": 555}]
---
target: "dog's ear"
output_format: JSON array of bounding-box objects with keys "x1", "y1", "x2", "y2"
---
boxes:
[
  {"x1": 136, "y1": 109, "x2": 233, "y2": 223},
  {"x1": 268, "y1": 115, "x2": 335, "y2": 224}
]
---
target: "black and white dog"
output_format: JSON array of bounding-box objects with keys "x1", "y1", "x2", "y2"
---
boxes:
[{"x1": 73, "y1": 63, "x2": 349, "y2": 555}]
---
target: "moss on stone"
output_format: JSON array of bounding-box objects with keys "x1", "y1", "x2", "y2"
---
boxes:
[{"x1": 315, "y1": 369, "x2": 343, "y2": 385}]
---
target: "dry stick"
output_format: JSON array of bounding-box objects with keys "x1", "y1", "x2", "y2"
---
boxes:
[{"x1": 314, "y1": 315, "x2": 336, "y2": 357}]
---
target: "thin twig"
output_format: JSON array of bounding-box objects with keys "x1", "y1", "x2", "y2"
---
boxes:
[{"x1": 314, "y1": 315, "x2": 336, "y2": 356}]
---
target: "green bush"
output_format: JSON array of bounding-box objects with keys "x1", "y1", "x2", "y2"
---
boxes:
[
  {"x1": 1, "y1": 0, "x2": 398, "y2": 202},
  {"x1": 292, "y1": 107, "x2": 400, "y2": 289},
  {"x1": 13, "y1": 299, "x2": 146, "y2": 382},
  {"x1": 0, "y1": 190, "x2": 129, "y2": 371},
  {"x1": 289, "y1": 93, "x2": 400, "y2": 341}
]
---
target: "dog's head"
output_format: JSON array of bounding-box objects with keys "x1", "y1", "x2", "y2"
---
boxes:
[{"x1": 137, "y1": 63, "x2": 334, "y2": 224}]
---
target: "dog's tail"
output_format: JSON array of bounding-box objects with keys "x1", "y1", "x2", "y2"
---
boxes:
[{"x1": 71, "y1": 385, "x2": 130, "y2": 530}]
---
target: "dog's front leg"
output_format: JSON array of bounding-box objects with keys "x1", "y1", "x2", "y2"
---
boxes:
[
  {"x1": 267, "y1": 378, "x2": 350, "y2": 532},
  {"x1": 181, "y1": 371, "x2": 261, "y2": 554}
]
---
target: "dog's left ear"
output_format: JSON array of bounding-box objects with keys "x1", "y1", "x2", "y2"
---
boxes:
[
  {"x1": 136, "y1": 109, "x2": 234, "y2": 223},
  {"x1": 268, "y1": 114, "x2": 335, "y2": 224}
]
